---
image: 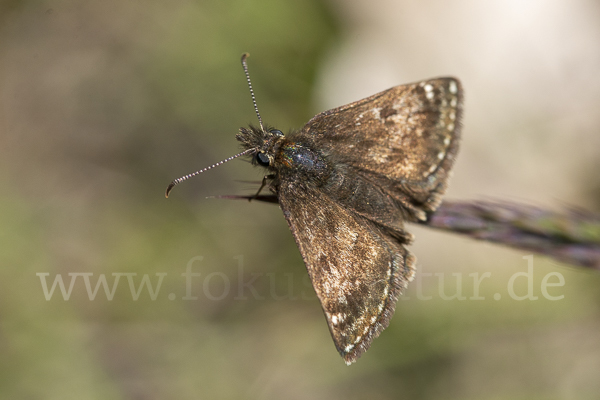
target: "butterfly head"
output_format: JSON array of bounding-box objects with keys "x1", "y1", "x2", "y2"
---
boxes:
[{"x1": 236, "y1": 125, "x2": 284, "y2": 169}]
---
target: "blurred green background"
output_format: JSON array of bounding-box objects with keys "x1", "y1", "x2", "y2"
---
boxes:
[{"x1": 1, "y1": 0, "x2": 600, "y2": 399}]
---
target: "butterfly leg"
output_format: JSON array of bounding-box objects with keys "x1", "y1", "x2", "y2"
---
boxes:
[{"x1": 250, "y1": 174, "x2": 276, "y2": 201}]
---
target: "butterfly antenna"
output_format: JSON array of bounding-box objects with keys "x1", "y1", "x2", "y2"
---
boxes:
[
  {"x1": 241, "y1": 53, "x2": 265, "y2": 131},
  {"x1": 165, "y1": 148, "x2": 254, "y2": 198}
]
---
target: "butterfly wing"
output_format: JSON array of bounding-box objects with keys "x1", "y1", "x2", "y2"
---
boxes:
[
  {"x1": 278, "y1": 180, "x2": 416, "y2": 365},
  {"x1": 295, "y1": 78, "x2": 462, "y2": 219}
]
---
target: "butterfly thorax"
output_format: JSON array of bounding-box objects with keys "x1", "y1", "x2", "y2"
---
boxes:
[
  {"x1": 237, "y1": 125, "x2": 332, "y2": 186},
  {"x1": 276, "y1": 142, "x2": 330, "y2": 180}
]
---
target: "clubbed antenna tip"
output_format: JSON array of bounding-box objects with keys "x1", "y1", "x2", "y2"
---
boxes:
[{"x1": 165, "y1": 182, "x2": 176, "y2": 198}]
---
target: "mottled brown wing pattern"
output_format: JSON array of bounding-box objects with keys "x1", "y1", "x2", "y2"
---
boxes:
[
  {"x1": 278, "y1": 181, "x2": 416, "y2": 365},
  {"x1": 298, "y1": 78, "x2": 462, "y2": 217},
  {"x1": 167, "y1": 63, "x2": 464, "y2": 366}
]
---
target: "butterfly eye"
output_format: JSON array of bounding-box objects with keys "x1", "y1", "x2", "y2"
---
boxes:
[
  {"x1": 256, "y1": 152, "x2": 270, "y2": 167},
  {"x1": 270, "y1": 129, "x2": 284, "y2": 137}
]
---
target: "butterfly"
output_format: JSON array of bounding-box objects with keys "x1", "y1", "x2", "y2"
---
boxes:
[{"x1": 166, "y1": 54, "x2": 463, "y2": 365}]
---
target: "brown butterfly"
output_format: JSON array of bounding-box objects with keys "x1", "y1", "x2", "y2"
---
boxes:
[{"x1": 166, "y1": 54, "x2": 463, "y2": 365}]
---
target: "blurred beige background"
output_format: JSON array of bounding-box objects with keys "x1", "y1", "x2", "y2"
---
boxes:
[{"x1": 1, "y1": 0, "x2": 599, "y2": 399}]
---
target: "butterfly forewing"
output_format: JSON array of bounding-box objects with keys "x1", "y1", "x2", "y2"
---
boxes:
[
  {"x1": 298, "y1": 78, "x2": 462, "y2": 216},
  {"x1": 278, "y1": 181, "x2": 416, "y2": 365}
]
